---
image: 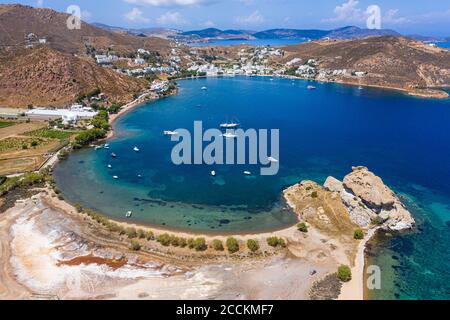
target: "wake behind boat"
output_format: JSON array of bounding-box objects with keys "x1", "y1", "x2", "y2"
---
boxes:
[{"x1": 164, "y1": 130, "x2": 179, "y2": 136}]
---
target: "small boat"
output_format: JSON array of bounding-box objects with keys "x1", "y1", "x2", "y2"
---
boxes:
[
  {"x1": 113, "y1": 175, "x2": 119, "y2": 179},
  {"x1": 222, "y1": 132, "x2": 238, "y2": 139},
  {"x1": 307, "y1": 85, "x2": 316, "y2": 90},
  {"x1": 126, "y1": 211, "x2": 132, "y2": 218},
  {"x1": 137, "y1": 174, "x2": 143, "y2": 178},
  {"x1": 201, "y1": 86, "x2": 208, "y2": 90},
  {"x1": 103, "y1": 145, "x2": 110, "y2": 150},
  {"x1": 107, "y1": 164, "x2": 112, "y2": 169},
  {"x1": 270, "y1": 78, "x2": 274, "y2": 81},
  {"x1": 211, "y1": 170, "x2": 216, "y2": 177},
  {"x1": 111, "y1": 153, "x2": 117, "y2": 158},
  {"x1": 164, "y1": 130, "x2": 179, "y2": 136},
  {"x1": 104, "y1": 144, "x2": 110, "y2": 148},
  {"x1": 95, "y1": 146, "x2": 102, "y2": 150},
  {"x1": 133, "y1": 146, "x2": 140, "y2": 152},
  {"x1": 220, "y1": 123, "x2": 240, "y2": 129},
  {"x1": 268, "y1": 156, "x2": 279, "y2": 163},
  {"x1": 358, "y1": 86, "x2": 363, "y2": 90},
  {"x1": 244, "y1": 171, "x2": 252, "y2": 176}
]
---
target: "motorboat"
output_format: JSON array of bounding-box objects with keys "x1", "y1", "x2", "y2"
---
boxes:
[
  {"x1": 211, "y1": 170, "x2": 216, "y2": 177},
  {"x1": 220, "y1": 123, "x2": 240, "y2": 129},
  {"x1": 307, "y1": 85, "x2": 316, "y2": 90},
  {"x1": 164, "y1": 130, "x2": 179, "y2": 136},
  {"x1": 113, "y1": 175, "x2": 119, "y2": 179},
  {"x1": 107, "y1": 164, "x2": 112, "y2": 169},
  {"x1": 126, "y1": 211, "x2": 132, "y2": 218},
  {"x1": 268, "y1": 156, "x2": 279, "y2": 163},
  {"x1": 111, "y1": 153, "x2": 117, "y2": 158},
  {"x1": 201, "y1": 86, "x2": 208, "y2": 90},
  {"x1": 244, "y1": 171, "x2": 252, "y2": 176},
  {"x1": 222, "y1": 132, "x2": 238, "y2": 139},
  {"x1": 133, "y1": 146, "x2": 140, "y2": 152}
]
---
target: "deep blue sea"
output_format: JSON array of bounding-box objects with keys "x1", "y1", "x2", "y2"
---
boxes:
[
  {"x1": 189, "y1": 39, "x2": 305, "y2": 47},
  {"x1": 437, "y1": 41, "x2": 450, "y2": 49},
  {"x1": 54, "y1": 77, "x2": 450, "y2": 299}
]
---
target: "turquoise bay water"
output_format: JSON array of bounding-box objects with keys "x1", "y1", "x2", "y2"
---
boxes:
[{"x1": 54, "y1": 77, "x2": 450, "y2": 299}]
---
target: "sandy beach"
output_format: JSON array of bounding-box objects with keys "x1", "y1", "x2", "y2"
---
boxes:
[{"x1": 0, "y1": 191, "x2": 343, "y2": 300}]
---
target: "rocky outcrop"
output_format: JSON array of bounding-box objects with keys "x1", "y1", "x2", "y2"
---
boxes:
[{"x1": 324, "y1": 166, "x2": 415, "y2": 231}]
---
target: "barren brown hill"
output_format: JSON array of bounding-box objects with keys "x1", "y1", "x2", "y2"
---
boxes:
[
  {"x1": 282, "y1": 36, "x2": 450, "y2": 95},
  {"x1": 0, "y1": 4, "x2": 174, "y2": 55},
  {"x1": 0, "y1": 46, "x2": 147, "y2": 108}
]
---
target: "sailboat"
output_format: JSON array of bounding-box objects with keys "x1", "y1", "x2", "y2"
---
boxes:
[{"x1": 220, "y1": 116, "x2": 240, "y2": 129}]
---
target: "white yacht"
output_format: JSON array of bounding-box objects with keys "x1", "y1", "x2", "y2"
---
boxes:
[
  {"x1": 211, "y1": 170, "x2": 216, "y2": 177},
  {"x1": 126, "y1": 211, "x2": 132, "y2": 218},
  {"x1": 164, "y1": 130, "x2": 179, "y2": 136},
  {"x1": 244, "y1": 171, "x2": 252, "y2": 176},
  {"x1": 201, "y1": 86, "x2": 208, "y2": 90},
  {"x1": 111, "y1": 153, "x2": 117, "y2": 158},
  {"x1": 113, "y1": 175, "x2": 119, "y2": 179},
  {"x1": 133, "y1": 146, "x2": 140, "y2": 152},
  {"x1": 220, "y1": 123, "x2": 240, "y2": 129},
  {"x1": 107, "y1": 164, "x2": 112, "y2": 169},
  {"x1": 222, "y1": 132, "x2": 238, "y2": 139},
  {"x1": 307, "y1": 85, "x2": 316, "y2": 90}
]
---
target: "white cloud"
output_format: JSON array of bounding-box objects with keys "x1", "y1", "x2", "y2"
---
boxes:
[
  {"x1": 236, "y1": 10, "x2": 265, "y2": 26},
  {"x1": 323, "y1": 0, "x2": 366, "y2": 23},
  {"x1": 201, "y1": 20, "x2": 216, "y2": 28},
  {"x1": 157, "y1": 11, "x2": 188, "y2": 26},
  {"x1": 124, "y1": 0, "x2": 212, "y2": 7},
  {"x1": 81, "y1": 10, "x2": 93, "y2": 22},
  {"x1": 384, "y1": 9, "x2": 409, "y2": 25},
  {"x1": 124, "y1": 7, "x2": 150, "y2": 23}
]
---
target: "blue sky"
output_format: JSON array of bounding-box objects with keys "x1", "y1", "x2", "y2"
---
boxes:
[{"x1": 4, "y1": 0, "x2": 450, "y2": 36}]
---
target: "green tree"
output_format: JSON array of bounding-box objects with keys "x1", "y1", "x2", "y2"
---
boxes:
[
  {"x1": 247, "y1": 239, "x2": 260, "y2": 252},
  {"x1": 212, "y1": 239, "x2": 224, "y2": 251},
  {"x1": 337, "y1": 265, "x2": 352, "y2": 282},
  {"x1": 157, "y1": 233, "x2": 172, "y2": 246},
  {"x1": 354, "y1": 228, "x2": 364, "y2": 240},
  {"x1": 193, "y1": 238, "x2": 207, "y2": 251},
  {"x1": 226, "y1": 237, "x2": 240, "y2": 254},
  {"x1": 129, "y1": 240, "x2": 141, "y2": 251},
  {"x1": 297, "y1": 222, "x2": 308, "y2": 233}
]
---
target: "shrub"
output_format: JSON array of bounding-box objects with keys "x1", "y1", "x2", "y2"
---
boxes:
[
  {"x1": 74, "y1": 203, "x2": 83, "y2": 213},
  {"x1": 226, "y1": 237, "x2": 240, "y2": 254},
  {"x1": 178, "y1": 238, "x2": 187, "y2": 248},
  {"x1": 145, "y1": 231, "x2": 154, "y2": 241},
  {"x1": 297, "y1": 222, "x2": 308, "y2": 233},
  {"x1": 31, "y1": 140, "x2": 39, "y2": 147},
  {"x1": 193, "y1": 238, "x2": 207, "y2": 251},
  {"x1": 267, "y1": 237, "x2": 286, "y2": 248},
  {"x1": 187, "y1": 238, "x2": 195, "y2": 249},
  {"x1": 137, "y1": 229, "x2": 146, "y2": 239},
  {"x1": 125, "y1": 227, "x2": 137, "y2": 239},
  {"x1": 354, "y1": 228, "x2": 364, "y2": 240},
  {"x1": 337, "y1": 265, "x2": 352, "y2": 282},
  {"x1": 129, "y1": 240, "x2": 141, "y2": 251},
  {"x1": 157, "y1": 233, "x2": 172, "y2": 246},
  {"x1": 247, "y1": 239, "x2": 260, "y2": 252},
  {"x1": 311, "y1": 191, "x2": 318, "y2": 198},
  {"x1": 212, "y1": 239, "x2": 224, "y2": 251}
]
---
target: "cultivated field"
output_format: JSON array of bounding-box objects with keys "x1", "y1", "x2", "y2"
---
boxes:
[{"x1": 0, "y1": 122, "x2": 75, "y2": 175}]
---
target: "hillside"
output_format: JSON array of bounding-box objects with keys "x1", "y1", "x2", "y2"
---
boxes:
[
  {"x1": 0, "y1": 4, "x2": 174, "y2": 55},
  {"x1": 282, "y1": 36, "x2": 450, "y2": 95},
  {"x1": 0, "y1": 46, "x2": 147, "y2": 108}
]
